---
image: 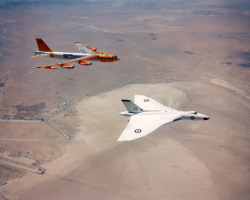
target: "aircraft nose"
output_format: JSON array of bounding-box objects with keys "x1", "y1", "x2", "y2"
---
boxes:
[{"x1": 204, "y1": 117, "x2": 210, "y2": 120}]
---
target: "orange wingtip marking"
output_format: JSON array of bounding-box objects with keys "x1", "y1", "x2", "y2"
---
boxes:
[{"x1": 31, "y1": 56, "x2": 37, "y2": 58}]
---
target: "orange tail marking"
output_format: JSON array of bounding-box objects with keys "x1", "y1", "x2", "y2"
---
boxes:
[{"x1": 36, "y1": 38, "x2": 52, "y2": 52}]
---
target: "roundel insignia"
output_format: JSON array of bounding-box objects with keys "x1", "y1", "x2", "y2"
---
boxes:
[
  {"x1": 190, "y1": 116, "x2": 195, "y2": 120},
  {"x1": 134, "y1": 129, "x2": 142, "y2": 133},
  {"x1": 144, "y1": 99, "x2": 150, "y2": 102}
]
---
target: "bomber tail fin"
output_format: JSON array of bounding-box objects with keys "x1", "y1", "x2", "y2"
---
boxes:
[
  {"x1": 122, "y1": 100, "x2": 143, "y2": 113},
  {"x1": 36, "y1": 38, "x2": 52, "y2": 52}
]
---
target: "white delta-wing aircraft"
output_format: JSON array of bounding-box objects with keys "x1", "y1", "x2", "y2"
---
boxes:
[
  {"x1": 118, "y1": 95, "x2": 209, "y2": 141},
  {"x1": 32, "y1": 38, "x2": 119, "y2": 69}
]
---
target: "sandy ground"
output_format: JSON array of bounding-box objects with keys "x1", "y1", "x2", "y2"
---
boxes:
[{"x1": 1, "y1": 80, "x2": 249, "y2": 200}]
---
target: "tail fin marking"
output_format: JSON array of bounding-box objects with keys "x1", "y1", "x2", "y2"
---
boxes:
[
  {"x1": 122, "y1": 100, "x2": 143, "y2": 113},
  {"x1": 36, "y1": 38, "x2": 52, "y2": 52}
]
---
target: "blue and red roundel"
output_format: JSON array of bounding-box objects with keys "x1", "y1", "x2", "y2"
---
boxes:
[
  {"x1": 190, "y1": 116, "x2": 195, "y2": 120},
  {"x1": 134, "y1": 129, "x2": 142, "y2": 133},
  {"x1": 144, "y1": 99, "x2": 150, "y2": 102}
]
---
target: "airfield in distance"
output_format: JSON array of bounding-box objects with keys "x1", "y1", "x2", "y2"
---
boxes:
[{"x1": 0, "y1": 0, "x2": 250, "y2": 200}]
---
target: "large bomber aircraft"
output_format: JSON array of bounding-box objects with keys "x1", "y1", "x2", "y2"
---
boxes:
[
  {"x1": 118, "y1": 95, "x2": 209, "y2": 141},
  {"x1": 32, "y1": 38, "x2": 119, "y2": 69}
]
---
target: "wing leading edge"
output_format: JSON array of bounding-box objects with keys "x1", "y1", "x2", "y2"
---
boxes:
[{"x1": 118, "y1": 114, "x2": 180, "y2": 141}]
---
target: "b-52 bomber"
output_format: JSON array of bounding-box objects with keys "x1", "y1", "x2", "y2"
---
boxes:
[
  {"x1": 32, "y1": 38, "x2": 119, "y2": 69},
  {"x1": 118, "y1": 95, "x2": 209, "y2": 141}
]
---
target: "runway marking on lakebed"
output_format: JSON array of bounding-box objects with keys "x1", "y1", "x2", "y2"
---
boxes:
[
  {"x1": 0, "y1": 138, "x2": 84, "y2": 143},
  {"x1": 129, "y1": 143, "x2": 152, "y2": 191},
  {"x1": 0, "y1": 152, "x2": 45, "y2": 174},
  {"x1": 0, "y1": 119, "x2": 41, "y2": 123},
  {"x1": 0, "y1": 118, "x2": 72, "y2": 142}
]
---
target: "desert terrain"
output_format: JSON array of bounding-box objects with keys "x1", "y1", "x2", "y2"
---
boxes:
[{"x1": 0, "y1": 0, "x2": 249, "y2": 199}]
